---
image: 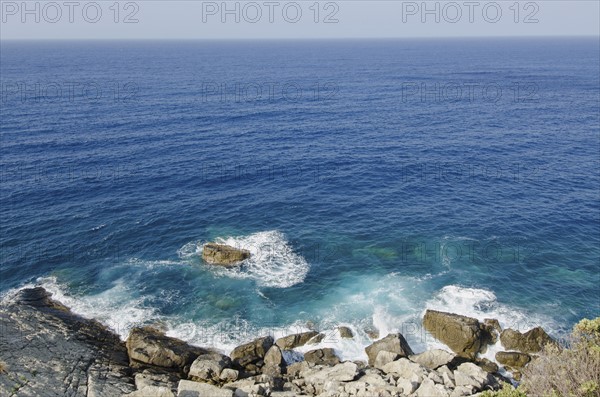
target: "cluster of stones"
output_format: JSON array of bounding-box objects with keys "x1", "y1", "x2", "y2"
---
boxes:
[{"x1": 0, "y1": 288, "x2": 556, "y2": 397}]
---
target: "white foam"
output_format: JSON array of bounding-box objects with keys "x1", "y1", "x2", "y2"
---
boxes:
[
  {"x1": 425, "y1": 285, "x2": 557, "y2": 333},
  {"x1": 181, "y1": 230, "x2": 310, "y2": 288},
  {"x1": 21, "y1": 276, "x2": 158, "y2": 339}
]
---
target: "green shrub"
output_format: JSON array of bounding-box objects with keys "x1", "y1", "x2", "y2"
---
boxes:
[
  {"x1": 481, "y1": 382, "x2": 528, "y2": 397},
  {"x1": 520, "y1": 317, "x2": 600, "y2": 397}
]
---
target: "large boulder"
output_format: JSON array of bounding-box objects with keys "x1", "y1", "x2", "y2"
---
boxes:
[
  {"x1": 364, "y1": 333, "x2": 414, "y2": 366},
  {"x1": 499, "y1": 327, "x2": 555, "y2": 353},
  {"x1": 275, "y1": 331, "x2": 319, "y2": 350},
  {"x1": 422, "y1": 310, "x2": 489, "y2": 359},
  {"x1": 126, "y1": 327, "x2": 208, "y2": 372},
  {"x1": 202, "y1": 243, "x2": 250, "y2": 266},
  {"x1": 304, "y1": 348, "x2": 341, "y2": 366},
  {"x1": 495, "y1": 351, "x2": 531, "y2": 368},
  {"x1": 302, "y1": 361, "x2": 359, "y2": 383},
  {"x1": 230, "y1": 336, "x2": 274, "y2": 369},
  {"x1": 453, "y1": 362, "x2": 496, "y2": 391}
]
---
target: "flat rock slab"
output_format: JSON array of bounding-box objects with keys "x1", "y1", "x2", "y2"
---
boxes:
[{"x1": 0, "y1": 287, "x2": 136, "y2": 397}]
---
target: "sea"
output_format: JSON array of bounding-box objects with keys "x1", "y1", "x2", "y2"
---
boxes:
[{"x1": 1, "y1": 38, "x2": 599, "y2": 363}]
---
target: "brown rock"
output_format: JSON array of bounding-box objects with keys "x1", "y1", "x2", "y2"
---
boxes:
[
  {"x1": 338, "y1": 326, "x2": 354, "y2": 339},
  {"x1": 422, "y1": 310, "x2": 485, "y2": 359},
  {"x1": 500, "y1": 327, "x2": 555, "y2": 353},
  {"x1": 304, "y1": 348, "x2": 341, "y2": 366},
  {"x1": 495, "y1": 351, "x2": 531, "y2": 368},
  {"x1": 126, "y1": 326, "x2": 208, "y2": 372},
  {"x1": 275, "y1": 332, "x2": 319, "y2": 350},
  {"x1": 230, "y1": 336, "x2": 273, "y2": 368},
  {"x1": 202, "y1": 243, "x2": 250, "y2": 266}
]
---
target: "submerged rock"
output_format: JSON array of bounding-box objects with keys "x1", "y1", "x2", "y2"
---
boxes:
[
  {"x1": 365, "y1": 333, "x2": 414, "y2": 366},
  {"x1": 202, "y1": 243, "x2": 251, "y2": 266},
  {"x1": 422, "y1": 310, "x2": 490, "y2": 359}
]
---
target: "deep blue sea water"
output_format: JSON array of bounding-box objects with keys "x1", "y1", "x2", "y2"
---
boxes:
[{"x1": 1, "y1": 38, "x2": 599, "y2": 360}]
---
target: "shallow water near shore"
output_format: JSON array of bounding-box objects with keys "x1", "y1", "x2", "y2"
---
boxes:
[{"x1": 1, "y1": 38, "x2": 599, "y2": 360}]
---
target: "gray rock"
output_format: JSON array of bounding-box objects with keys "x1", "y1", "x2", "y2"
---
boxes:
[
  {"x1": 177, "y1": 380, "x2": 234, "y2": 397},
  {"x1": 126, "y1": 385, "x2": 175, "y2": 397},
  {"x1": 373, "y1": 350, "x2": 399, "y2": 370},
  {"x1": 396, "y1": 377, "x2": 419, "y2": 394},
  {"x1": 275, "y1": 331, "x2": 319, "y2": 350},
  {"x1": 126, "y1": 326, "x2": 208, "y2": 372},
  {"x1": 382, "y1": 358, "x2": 427, "y2": 381},
  {"x1": 304, "y1": 348, "x2": 341, "y2": 366},
  {"x1": 220, "y1": 368, "x2": 240, "y2": 382},
  {"x1": 450, "y1": 385, "x2": 477, "y2": 397},
  {"x1": 415, "y1": 378, "x2": 451, "y2": 397},
  {"x1": 306, "y1": 333, "x2": 326, "y2": 345},
  {"x1": 188, "y1": 352, "x2": 232, "y2": 382},
  {"x1": 202, "y1": 243, "x2": 250, "y2": 266},
  {"x1": 0, "y1": 287, "x2": 136, "y2": 397},
  {"x1": 453, "y1": 362, "x2": 493, "y2": 391},
  {"x1": 304, "y1": 362, "x2": 359, "y2": 383},
  {"x1": 364, "y1": 333, "x2": 413, "y2": 366},
  {"x1": 409, "y1": 349, "x2": 455, "y2": 370}
]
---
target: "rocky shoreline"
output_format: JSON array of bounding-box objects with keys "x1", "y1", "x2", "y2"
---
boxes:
[{"x1": 0, "y1": 287, "x2": 555, "y2": 397}]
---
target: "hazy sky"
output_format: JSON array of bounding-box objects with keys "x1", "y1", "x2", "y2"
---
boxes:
[{"x1": 1, "y1": 1, "x2": 599, "y2": 40}]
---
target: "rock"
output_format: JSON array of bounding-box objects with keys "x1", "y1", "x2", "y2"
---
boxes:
[
  {"x1": 306, "y1": 333, "x2": 326, "y2": 345},
  {"x1": 177, "y1": 380, "x2": 234, "y2": 397},
  {"x1": 364, "y1": 333, "x2": 414, "y2": 366},
  {"x1": 304, "y1": 362, "x2": 359, "y2": 383},
  {"x1": 220, "y1": 368, "x2": 240, "y2": 382},
  {"x1": 132, "y1": 370, "x2": 179, "y2": 396},
  {"x1": 500, "y1": 327, "x2": 555, "y2": 353},
  {"x1": 263, "y1": 345, "x2": 285, "y2": 368},
  {"x1": 126, "y1": 327, "x2": 208, "y2": 372},
  {"x1": 396, "y1": 377, "x2": 419, "y2": 394},
  {"x1": 230, "y1": 336, "x2": 274, "y2": 368},
  {"x1": 126, "y1": 385, "x2": 176, "y2": 397},
  {"x1": 450, "y1": 385, "x2": 477, "y2": 397},
  {"x1": 453, "y1": 362, "x2": 493, "y2": 391},
  {"x1": 365, "y1": 326, "x2": 380, "y2": 339},
  {"x1": 0, "y1": 287, "x2": 136, "y2": 397},
  {"x1": 338, "y1": 326, "x2": 354, "y2": 338},
  {"x1": 358, "y1": 372, "x2": 389, "y2": 388},
  {"x1": 188, "y1": 352, "x2": 232, "y2": 383},
  {"x1": 286, "y1": 361, "x2": 309, "y2": 378},
  {"x1": 373, "y1": 350, "x2": 399, "y2": 369},
  {"x1": 275, "y1": 331, "x2": 319, "y2": 350},
  {"x1": 415, "y1": 378, "x2": 451, "y2": 397},
  {"x1": 422, "y1": 310, "x2": 488, "y2": 359},
  {"x1": 202, "y1": 243, "x2": 251, "y2": 266},
  {"x1": 476, "y1": 358, "x2": 499, "y2": 373},
  {"x1": 409, "y1": 349, "x2": 455, "y2": 370},
  {"x1": 495, "y1": 351, "x2": 531, "y2": 368},
  {"x1": 304, "y1": 348, "x2": 341, "y2": 366},
  {"x1": 382, "y1": 358, "x2": 427, "y2": 381}
]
